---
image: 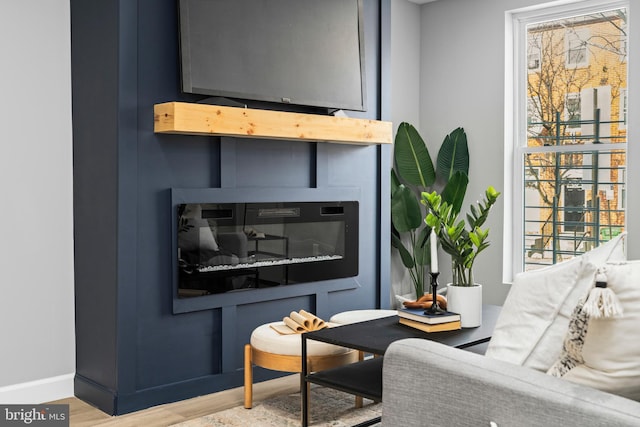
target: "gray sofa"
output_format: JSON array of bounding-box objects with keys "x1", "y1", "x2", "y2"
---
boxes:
[{"x1": 382, "y1": 338, "x2": 640, "y2": 426}]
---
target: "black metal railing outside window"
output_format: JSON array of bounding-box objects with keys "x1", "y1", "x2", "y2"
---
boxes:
[{"x1": 523, "y1": 111, "x2": 626, "y2": 270}]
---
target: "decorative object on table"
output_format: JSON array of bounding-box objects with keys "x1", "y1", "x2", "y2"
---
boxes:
[
  {"x1": 425, "y1": 230, "x2": 447, "y2": 315},
  {"x1": 270, "y1": 310, "x2": 328, "y2": 335},
  {"x1": 402, "y1": 232, "x2": 448, "y2": 313},
  {"x1": 446, "y1": 283, "x2": 484, "y2": 328},
  {"x1": 398, "y1": 277, "x2": 461, "y2": 333},
  {"x1": 397, "y1": 307, "x2": 460, "y2": 325},
  {"x1": 391, "y1": 122, "x2": 470, "y2": 300},
  {"x1": 398, "y1": 317, "x2": 461, "y2": 333},
  {"x1": 423, "y1": 186, "x2": 501, "y2": 327},
  {"x1": 402, "y1": 293, "x2": 447, "y2": 310}
]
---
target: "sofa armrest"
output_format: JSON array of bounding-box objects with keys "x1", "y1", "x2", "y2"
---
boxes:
[{"x1": 382, "y1": 338, "x2": 640, "y2": 427}]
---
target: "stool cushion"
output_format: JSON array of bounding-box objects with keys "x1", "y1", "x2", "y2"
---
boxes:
[
  {"x1": 250, "y1": 322, "x2": 351, "y2": 357},
  {"x1": 329, "y1": 309, "x2": 397, "y2": 325}
]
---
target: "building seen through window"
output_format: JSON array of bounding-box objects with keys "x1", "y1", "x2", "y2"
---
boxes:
[{"x1": 522, "y1": 6, "x2": 628, "y2": 271}]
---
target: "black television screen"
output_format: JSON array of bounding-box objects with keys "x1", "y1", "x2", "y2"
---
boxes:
[{"x1": 178, "y1": 0, "x2": 366, "y2": 112}]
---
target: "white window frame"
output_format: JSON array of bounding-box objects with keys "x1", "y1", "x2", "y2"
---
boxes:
[
  {"x1": 504, "y1": 0, "x2": 629, "y2": 284},
  {"x1": 527, "y1": 97, "x2": 543, "y2": 135}
]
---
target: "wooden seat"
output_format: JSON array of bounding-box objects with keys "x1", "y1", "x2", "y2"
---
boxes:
[{"x1": 244, "y1": 321, "x2": 359, "y2": 409}]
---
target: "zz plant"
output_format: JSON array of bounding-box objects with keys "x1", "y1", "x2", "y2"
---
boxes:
[{"x1": 423, "y1": 186, "x2": 501, "y2": 287}]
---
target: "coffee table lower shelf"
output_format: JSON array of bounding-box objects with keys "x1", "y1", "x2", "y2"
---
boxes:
[
  {"x1": 301, "y1": 306, "x2": 501, "y2": 426},
  {"x1": 306, "y1": 356, "x2": 383, "y2": 402}
]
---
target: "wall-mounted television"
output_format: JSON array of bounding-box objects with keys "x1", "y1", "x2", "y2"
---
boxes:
[{"x1": 178, "y1": 0, "x2": 367, "y2": 112}]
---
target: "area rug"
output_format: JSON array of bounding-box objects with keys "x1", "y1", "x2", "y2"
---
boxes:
[{"x1": 171, "y1": 387, "x2": 381, "y2": 427}]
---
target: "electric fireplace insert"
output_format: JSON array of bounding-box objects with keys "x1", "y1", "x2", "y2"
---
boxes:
[{"x1": 176, "y1": 201, "x2": 358, "y2": 297}]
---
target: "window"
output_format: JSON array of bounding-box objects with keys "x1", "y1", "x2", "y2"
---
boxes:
[
  {"x1": 527, "y1": 98, "x2": 543, "y2": 135},
  {"x1": 507, "y1": 1, "x2": 628, "y2": 278},
  {"x1": 565, "y1": 93, "x2": 581, "y2": 129},
  {"x1": 566, "y1": 28, "x2": 590, "y2": 68},
  {"x1": 528, "y1": 51, "x2": 541, "y2": 71},
  {"x1": 528, "y1": 34, "x2": 541, "y2": 72}
]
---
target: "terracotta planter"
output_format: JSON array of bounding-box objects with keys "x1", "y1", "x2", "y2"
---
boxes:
[{"x1": 446, "y1": 284, "x2": 482, "y2": 328}]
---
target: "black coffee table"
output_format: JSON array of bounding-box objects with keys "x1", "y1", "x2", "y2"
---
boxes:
[{"x1": 301, "y1": 304, "x2": 501, "y2": 427}]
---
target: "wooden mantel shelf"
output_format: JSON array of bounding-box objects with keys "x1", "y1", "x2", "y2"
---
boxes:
[{"x1": 154, "y1": 102, "x2": 392, "y2": 145}]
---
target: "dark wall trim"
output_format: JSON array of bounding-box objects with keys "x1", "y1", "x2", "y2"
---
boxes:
[{"x1": 378, "y1": 0, "x2": 392, "y2": 308}]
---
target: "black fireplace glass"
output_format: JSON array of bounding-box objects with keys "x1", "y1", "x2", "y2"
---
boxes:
[{"x1": 176, "y1": 201, "x2": 358, "y2": 297}]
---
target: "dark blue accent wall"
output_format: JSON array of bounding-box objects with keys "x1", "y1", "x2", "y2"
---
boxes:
[{"x1": 72, "y1": 0, "x2": 391, "y2": 415}]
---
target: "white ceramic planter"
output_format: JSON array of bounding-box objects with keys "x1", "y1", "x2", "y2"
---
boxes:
[{"x1": 447, "y1": 284, "x2": 482, "y2": 328}]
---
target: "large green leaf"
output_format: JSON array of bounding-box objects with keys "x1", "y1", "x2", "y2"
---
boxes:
[
  {"x1": 391, "y1": 184, "x2": 423, "y2": 232},
  {"x1": 391, "y1": 169, "x2": 401, "y2": 197},
  {"x1": 391, "y1": 233, "x2": 415, "y2": 269},
  {"x1": 414, "y1": 226, "x2": 431, "y2": 266},
  {"x1": 440, "y1": 171, "x2": 469, "y2": 216},
  {"x1": 394, "y1": 122, "x2": 435, "y2": 188},
  {"x1": 436, "y1": 127, "x2": 469, "y2": 182}
]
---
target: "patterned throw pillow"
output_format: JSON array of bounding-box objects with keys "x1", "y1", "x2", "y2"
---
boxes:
[
  {"x1": 485, "y1": 233, "x2": 626, "y2": 371},
  {"x1": 547, "y1": 299, "x2": 588, "y2": 377},
  {"x1": 547, "y1": 261, "x2": 640, "y2": 401}
]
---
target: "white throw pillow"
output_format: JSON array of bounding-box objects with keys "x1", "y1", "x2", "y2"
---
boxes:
[
  {"x1": 548, "y1": 260, "x2": 640, "y2": 401},
  {"x1": 486, "y1": 233, "x2": 626, "y2": 371}
]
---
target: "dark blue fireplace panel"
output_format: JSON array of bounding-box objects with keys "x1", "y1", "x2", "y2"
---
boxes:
[{"x1": 176, "y1": 201, "x2": 358, "y2": 297}]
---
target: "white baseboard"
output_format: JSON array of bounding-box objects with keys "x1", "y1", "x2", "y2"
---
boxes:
[{"x1": 0, "y1": 373, "x2": 75, "y2": 404}]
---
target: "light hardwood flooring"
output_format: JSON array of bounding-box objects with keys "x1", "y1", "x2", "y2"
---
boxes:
[{"x1": 49, "y1": 374, "x2": 299, "y2": 427}]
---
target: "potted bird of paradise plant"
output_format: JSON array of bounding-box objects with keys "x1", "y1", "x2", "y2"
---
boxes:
[{"x1": 391, "y1": 122, "x2": 470, "y2": 301}]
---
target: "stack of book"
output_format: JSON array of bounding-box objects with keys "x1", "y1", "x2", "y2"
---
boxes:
[{"x1": 397, "y1": 307, "x2": 461, "y2": 332}]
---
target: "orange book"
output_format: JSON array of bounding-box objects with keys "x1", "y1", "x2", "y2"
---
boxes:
[{"x1": 398, "y1": 317, "x2": 461, "y2": 333}]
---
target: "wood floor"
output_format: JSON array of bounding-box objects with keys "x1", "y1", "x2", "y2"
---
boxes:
[{"x1": 49, "y1": 374, "x2": 299, "y2": 427}]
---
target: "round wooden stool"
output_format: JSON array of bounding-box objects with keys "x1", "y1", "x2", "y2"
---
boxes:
[{"x1": 244, "y1": 321, "x2": 358, "y2": 409}]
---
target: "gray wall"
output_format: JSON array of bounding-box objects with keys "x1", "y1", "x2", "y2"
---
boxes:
[
  {"x1": 3, "y1": 0, "x2": 637, "y2": 405},
  {"x1": 391, "y1": 0, "x2": 422, "y2": 130},
  {"x1": 390, "y1": 0, "x2": 422, "y2": 301},
  {"x1": 0, "y1": 0, "x2": 75, "y2": 402},
  {"x1": 416, "y1": 0, "x2": 640, "y2": 304}
]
